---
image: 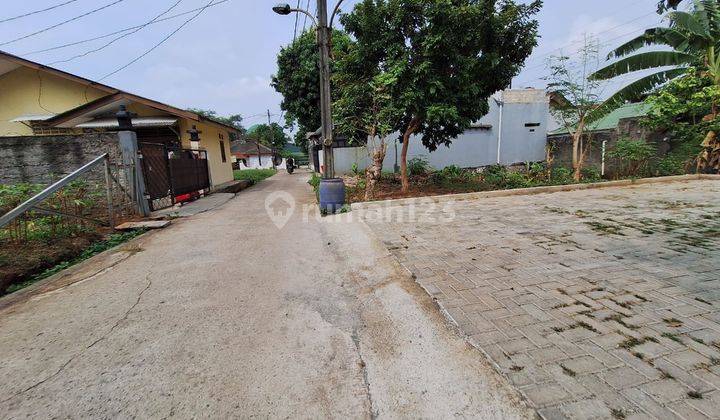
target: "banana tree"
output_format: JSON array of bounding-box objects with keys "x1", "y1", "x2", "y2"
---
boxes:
[{"x1": 591, "y1": 0, "x2": 720, "y2": 172}]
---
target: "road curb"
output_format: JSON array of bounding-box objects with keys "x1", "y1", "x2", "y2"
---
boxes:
[
  {"x1": 350, "y1": 174, "x2": 719, "y2": 211},
  {"x1": 0, "y1": 228, "x2": 158, "y2": 312}
]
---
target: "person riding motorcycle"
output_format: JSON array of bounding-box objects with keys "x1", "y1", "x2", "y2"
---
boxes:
[{"x1": 286, "y1": 156, "x2": 295, "y2": 174}]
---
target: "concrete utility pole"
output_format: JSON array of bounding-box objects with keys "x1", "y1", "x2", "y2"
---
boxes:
[
  {"x1": 316, "y1": 0, "x2": 334, "y2": 179},
  {"x1": 268, "y1": 109, "x2": 276, "y2": 168}
]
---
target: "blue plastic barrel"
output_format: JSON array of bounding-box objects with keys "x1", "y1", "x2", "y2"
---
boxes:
[{"x1": 319, "y1": 178, "x2": 346, "y2": 213}]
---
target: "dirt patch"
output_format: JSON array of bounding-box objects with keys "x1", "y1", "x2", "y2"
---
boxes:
[
  {"x1": 0, "y1": 230, "x2": 109, "y2": 294},
  {"x1": 346, "y1": 174, "x2": 489, "y2": 203}
]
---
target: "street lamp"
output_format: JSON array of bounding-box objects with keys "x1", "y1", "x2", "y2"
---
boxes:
[
  {"x1": 187, "y1": 125, "x2": 202, "y2": 151},
  {"x1": 273, "y1": 1, "x2": 346, "y2": 212}
]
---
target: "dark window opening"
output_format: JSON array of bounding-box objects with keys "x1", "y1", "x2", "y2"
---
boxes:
[
  {"x1": 525, "y1": 123, "x2": 541, "y2": 127},
  {"x1": 220, "y1": 140, "x2": 227, "y2": 163}
]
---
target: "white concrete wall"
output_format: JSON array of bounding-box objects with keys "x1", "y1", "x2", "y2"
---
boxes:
[{"x1": 331, "y1": 89, "x2": 549, "y2": 174}]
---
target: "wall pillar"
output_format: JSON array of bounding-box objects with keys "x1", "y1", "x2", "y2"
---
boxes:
[{"x1": 118, "y1": 131, "x2": 150, "y2": 216}]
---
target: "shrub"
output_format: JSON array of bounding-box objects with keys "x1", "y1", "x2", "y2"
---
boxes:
[
  {"x1": 581, "y1": 167, "x2": 602, "y2": 183},
  {"x1": 527, "y1": 162, "x2": 549, "y2": 183},
  {"x1": 504, "y1": 172, "x2": 530, "y2": 189},
  {"x1": 550, "y1": 167, "x2": 574, "y2": 185},
  {"x1": 308, "y1": 172, "x2": 322, "y2": 194},
  {"x1": 482, "y1": 165, "x2": 530, "y2": 189},
  {"x1": 408, "y1": 156, "x2": 432, "y2": 175},
  {"x1": 607, "y1": 138, "x2": 656, "y2": 178},
  {"x1": 483, "y1": 164, "x2": 508, "y2": 188},
  {"x1": 654, "y1": 155, "x2": 687, "y2": 176},
  {"x1": 430, "y1": 165, "x2": 472, "y2": 186}
]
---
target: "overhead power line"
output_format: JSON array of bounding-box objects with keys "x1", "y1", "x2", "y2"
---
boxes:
[
  {"x1": 99, "y1": 0, "x2": 217, "y2": 81},
  {"x1": 0, "y1": 0, "x2": 80, "y2": 24},
  {"x1": 21, "y1": 0, "x2": 230, "y2": 56},
  {"x1": 49, "y1": 0, "x2": 184, "y2": 65},
  {"x1": 293, "y1": 0, "x2": 301, "y2": 41},
  {"x1": 0, "y1": 0, "x2": 127, "y2": 48},
  {"x1": 522, "y1": 10, "x2": 658, "y2": 68}
]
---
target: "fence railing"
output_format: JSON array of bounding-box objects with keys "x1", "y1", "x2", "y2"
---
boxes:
[{"x1": 0, "y1": 154, "x2": 115, "y2": 229}]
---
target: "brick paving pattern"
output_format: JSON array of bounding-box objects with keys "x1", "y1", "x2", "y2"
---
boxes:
[{"x1": 364, "y1": 180, "x2": 720, "y2": 419}]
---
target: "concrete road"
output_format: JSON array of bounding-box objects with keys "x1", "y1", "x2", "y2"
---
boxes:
[{"x1": 0, "y1": 171, "x2": 530, "y2": 419}]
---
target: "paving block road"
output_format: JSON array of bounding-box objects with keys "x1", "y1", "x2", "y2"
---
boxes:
[{"x1": 365, "y1": 179, "x2": 720, "y2": 419}]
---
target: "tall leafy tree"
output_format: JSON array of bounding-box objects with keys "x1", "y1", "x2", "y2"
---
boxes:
[
  {"x1": 246, "y1": 123, "x2": 289, "y2": 152},
  {"x1": 340, "y1": 0, "x2": 542, "y2": 192},
  {"x1": 590, "y1": 0, "x2": 720, "y2": 114},
  {"x1": 546, "y1": 37, "x2": 604, "y2": 181},
  {"x1": 271, "y1": 29, "x2": 352, "y2": 152},
  {"x1": 658, "y1": 0, "x2": 685, "y2": 13},
  {"x1": 591, "y1": 0, "x2": 720, "y2": 171}
]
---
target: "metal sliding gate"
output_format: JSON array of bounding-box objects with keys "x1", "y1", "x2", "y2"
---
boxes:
[{"x1": 139, "y1": 142, "x2": 210, "y2": 211}]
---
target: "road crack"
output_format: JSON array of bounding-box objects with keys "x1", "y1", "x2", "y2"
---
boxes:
[
  {"x1": 2, "y1": 274, "x2": 153, "y2": 403},
  {"x1": 351, "y1": 329, "x2": 377, "y2": 420}
]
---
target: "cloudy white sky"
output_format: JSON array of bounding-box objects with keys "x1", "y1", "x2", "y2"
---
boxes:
[{"x1": 0, "y1": 0, "x2": 668, "y2": 129}]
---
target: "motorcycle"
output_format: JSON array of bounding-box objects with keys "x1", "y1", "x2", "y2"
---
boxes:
[{"x1": 286, "y1": 159, "x2": 295, "y2": 174}]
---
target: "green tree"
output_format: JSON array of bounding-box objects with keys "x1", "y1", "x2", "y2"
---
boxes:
[
  {"x1": 246, "y1": 123, "x2": 289, "y2": 152},
  {"x1": 271, "y1": 29, "x2": 352, "y2": 153},
  {"x1": 590, "y1": 0, "x2": 720, "y2": 114},
  {"x1": 657, "y1": 0, "x2": 685, "y2": 13},
  {"x1": 546, "y1": 37, "x2": 604, "y2": 181},
  {"x1": 340, "y1": 0, "x2": 542, "y2": 192},
  {"x1": 644, "y1": 68, "x2": 719, "y2": 173},
  {"x1": 591, "y1": 0, "x2": 720, "y2": 172},
  {"x1": 607, "y1": 137, "x2": 657, "y2": 178}
]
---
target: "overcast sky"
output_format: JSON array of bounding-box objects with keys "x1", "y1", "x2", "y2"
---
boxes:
[{"x1": 0, "y1": 0, "x2": 666, "y2": 129}]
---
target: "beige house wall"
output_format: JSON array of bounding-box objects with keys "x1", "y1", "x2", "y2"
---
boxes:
[
  {"x1": 178, "y1": 119, "x2": 234, "y2": 187},
  {"x1": 0, "y1": 67, "x2": 108, "y2": 136}
]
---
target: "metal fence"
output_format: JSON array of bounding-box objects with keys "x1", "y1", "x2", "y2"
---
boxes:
[{"x1": 0, "y1": 154, "x2": 136, "y2": 245}]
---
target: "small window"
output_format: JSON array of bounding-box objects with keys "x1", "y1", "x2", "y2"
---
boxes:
[
  {"x1": 525, "y1": 123, "x2": 541, "y2": 127},
  {"x1": 220, "y1": 140, "x2": 227, "y2": 163}
]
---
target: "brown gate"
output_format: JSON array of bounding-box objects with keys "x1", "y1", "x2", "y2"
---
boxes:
[{"x1": 139, "y1": 143, "x2": 210, "y2": 211}]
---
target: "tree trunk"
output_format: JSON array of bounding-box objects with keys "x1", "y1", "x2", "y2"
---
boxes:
[
  {"x1": 400, "y1": 118, "x2": 420, "y2": 193},
  {"x1": 572, "y1": 119, "x2": 586, "y2": 182},
  {"x1": 364, "y1": 142, "x2": 387, "y2": 201}
]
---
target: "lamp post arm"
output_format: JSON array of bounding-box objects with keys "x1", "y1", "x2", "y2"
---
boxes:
[
  {"x1": 290, "y1": 8, "x2": 318, "y2": 27},
  {"x1": 329, "y1": 0, "x2": 345, "y2": 29}
]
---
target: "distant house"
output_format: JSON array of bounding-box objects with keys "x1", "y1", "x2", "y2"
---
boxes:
[
  {"x1": 308, "y1": 88, "x2": 550, "y2": 174},
  {"x1": 547, "y1": 102, "x2": 668, "y2": 177},
  {"x1": 230, "y1": 141, "x2": 274, "y2": 168}
]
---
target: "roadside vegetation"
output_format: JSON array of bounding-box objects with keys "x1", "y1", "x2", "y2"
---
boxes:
[
  {"x1": 344, "y1": 159, "x2": 604, "y2": 203},
  {"x1": 591, "y1": 0, "x2": 720, "y2": 173},
  {"x1": 233, "y1": 168, "x2": 277, "y2": 184},
  {"x1": 3, "y1": 229, "x2": 145, "y2": 296},
  {"x1": 0, "y1": 180, "x2": 143, "y2": 295}
]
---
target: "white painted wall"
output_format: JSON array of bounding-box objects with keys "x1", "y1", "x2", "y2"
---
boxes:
[{"x1": 330, "y1": 89, "x2": 549, "y2": 174}]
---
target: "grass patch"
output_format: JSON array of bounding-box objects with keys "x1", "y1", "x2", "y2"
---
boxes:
[
  {"x1": 663, "y1": 318, "x2": 684, "y2": 327},
  {"x1": 611, "y1": 408, "x2": 626, "y2": 419},
  {"x1": 661, "y1": 332, "x2": 683, "y2": 343},
  {"x1": 584, "y1": 221, "x2": 626, "y2": 236},
  {"x1": 233, "y1": 168, "x2": 277, "y2": 183},
  {"x1": 604, "y1": 314, "x2": 639, "y2": 330},
  {"x1": 695, "y1": 297, "x2": 712, "y2": 305},
  {"x1": 619, "y1": 336, "x2": 657, "y2": 349},
  {"x1": 688, "y1": 391, "x2": 703, "y2": 399},
  {"x1": 560, "y1": 364, "x2": 577, "y2": 377},
  {"x1": 4, "y1": 229, "x2": 146, "y2": 295},
  {"x1": 659, "y1": 369, "x2": 675, "y2": 380}
]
